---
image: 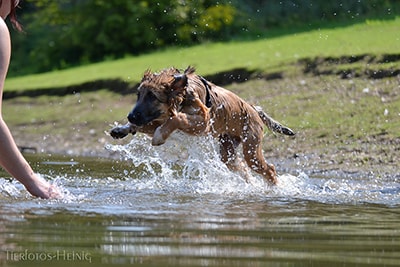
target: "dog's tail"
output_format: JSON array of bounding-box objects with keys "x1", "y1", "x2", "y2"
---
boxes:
[{"x1": 254, "y1": 106, "x2": 295, "y2": 136}]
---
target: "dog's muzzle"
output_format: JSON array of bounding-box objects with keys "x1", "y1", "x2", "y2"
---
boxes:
[
  {"x1": 128, "y1": 108, "x2": 161, "y2": 126},
  {"x1": 127, "y1": 111, "x2": 144, "y2": 126}
]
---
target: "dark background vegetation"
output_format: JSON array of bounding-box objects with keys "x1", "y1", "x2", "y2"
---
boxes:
[{"x1": 8, "y1": 0, "x2": 399, "y2": 76}]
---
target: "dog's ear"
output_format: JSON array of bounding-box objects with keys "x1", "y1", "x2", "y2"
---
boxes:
[
  {"x1": 142, "y1": 69, "x2": 152, "y2": 82},
  {"x1": 184, "y1": 66, "x2": 196, "y2": 75},
  {"x1": 170, "y1": 73, "x2": 188, "y2": 92}
]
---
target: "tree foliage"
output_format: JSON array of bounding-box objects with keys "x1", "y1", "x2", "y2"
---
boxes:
[
  {"x1": 8, "y1": 0, "x2": 399, "y2": 76},
  {"x1": 9, "y1": 0, "x2": 238, "y2": 74}
]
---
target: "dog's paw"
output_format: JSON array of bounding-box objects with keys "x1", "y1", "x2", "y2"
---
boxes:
[
  {"x1": 110, "y1": 127, "x2": 128, "y2": 139},
  {"x1": 110, "y1": 125, "x2": 130, "y2": 139},
  {"x1": 152, "y1": 127, "x2": 165, "y2": 146}
]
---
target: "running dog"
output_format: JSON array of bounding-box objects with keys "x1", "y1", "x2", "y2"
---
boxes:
[{"x1": 110, "y1": 66, "x2": 294, "y2": 185}]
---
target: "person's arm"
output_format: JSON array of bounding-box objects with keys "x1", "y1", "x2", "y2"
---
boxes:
[{"x1": 0, "y1": 18, "x2": 60, "y2": 199}]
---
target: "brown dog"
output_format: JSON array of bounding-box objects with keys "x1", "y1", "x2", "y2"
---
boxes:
[{"x1": 110, "y1": 66, "x2": 294, "y2": 185}]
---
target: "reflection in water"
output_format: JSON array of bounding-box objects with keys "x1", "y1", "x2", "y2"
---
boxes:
[
  {"x1": 1, "y1": 198, "x2": 399, "y2": 266},
  {"x1": 0, "y1": 133, "x2": 399, "y2": 266}
]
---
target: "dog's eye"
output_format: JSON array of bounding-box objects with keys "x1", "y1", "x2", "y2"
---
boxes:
[{"x1": 146, "y1": 92, "x2": 157, "y2": 101}]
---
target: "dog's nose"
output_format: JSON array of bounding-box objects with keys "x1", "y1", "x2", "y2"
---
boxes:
[
  {"x1": 128, "y1": 111, "x2": 141, "y2": 124},
  {"x1": 127, "y1": 112, "x2": 136, "y2": 123}
]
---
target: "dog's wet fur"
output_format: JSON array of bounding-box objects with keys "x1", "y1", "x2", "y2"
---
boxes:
[{"x1": 110, "y1": 66, "x2": 294, "y2": 185}]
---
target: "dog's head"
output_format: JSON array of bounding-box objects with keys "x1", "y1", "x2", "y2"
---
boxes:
[{"x1": 128, "y1": 67, "x2": 194, "y2": 126}]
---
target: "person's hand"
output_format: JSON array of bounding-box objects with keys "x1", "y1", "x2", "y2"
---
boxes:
[{"x1": 25, "y1": 176, "x2": 62, "y2": 199}]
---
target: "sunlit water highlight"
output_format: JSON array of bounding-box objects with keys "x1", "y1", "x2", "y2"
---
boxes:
[{"x1": 0, "y1": 133, "x2": 399, "y2": 266}]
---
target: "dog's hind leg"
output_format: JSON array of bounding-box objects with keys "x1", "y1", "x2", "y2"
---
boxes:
[
  {"x1": 219, "y1": 135, "x2": 251, "y2": 182},
  {"x1": 242, "y1": 136, "x2": 277, "y2": 185},
  {"x1": 219, "y1": 134, "x2": 240, "y2": 167}
]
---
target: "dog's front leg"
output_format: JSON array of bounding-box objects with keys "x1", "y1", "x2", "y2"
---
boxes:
[
  {"x1": 110, "y1": 120, "x2": 162, "y2": 139},
  {"x1": 110, "y1": 123, "x2": 137, "y2": 139},
  {"x1": 152, "y1": 116, "x2": 180, "y2": 145},
  {"x1": 152, "y1": 98, "x2": 209, "y2": 146}
]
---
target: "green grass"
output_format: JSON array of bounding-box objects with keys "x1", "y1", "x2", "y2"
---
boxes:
[{"x1": 5, "y1": 17, "x2": 400, "y2": 91}]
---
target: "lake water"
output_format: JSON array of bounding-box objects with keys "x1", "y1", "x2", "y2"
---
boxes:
[{"x1": 1, "y1": 134, "x2": 399, "y2": 266}]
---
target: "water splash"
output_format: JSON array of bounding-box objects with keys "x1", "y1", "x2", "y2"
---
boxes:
[
  {"x1": 104, "y1": 132, "x2": 400, "y2": 206},
  {"x1": 1, "y1": 132, "x2": 398, "y2": 206},
  {"x1": 105, "y1": 133, "x2": 267, "y2": 195},
  {"x1": 0, "y1": 179, "x2": 24, "y2": 199},
  {"x1": 0, "y1": 174, "x2": 79, "y2": 203}
]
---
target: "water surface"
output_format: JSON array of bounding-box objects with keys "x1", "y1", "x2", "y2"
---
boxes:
[{"x1": 1, "y1": 134, "x2": 399, "y2": 266}]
